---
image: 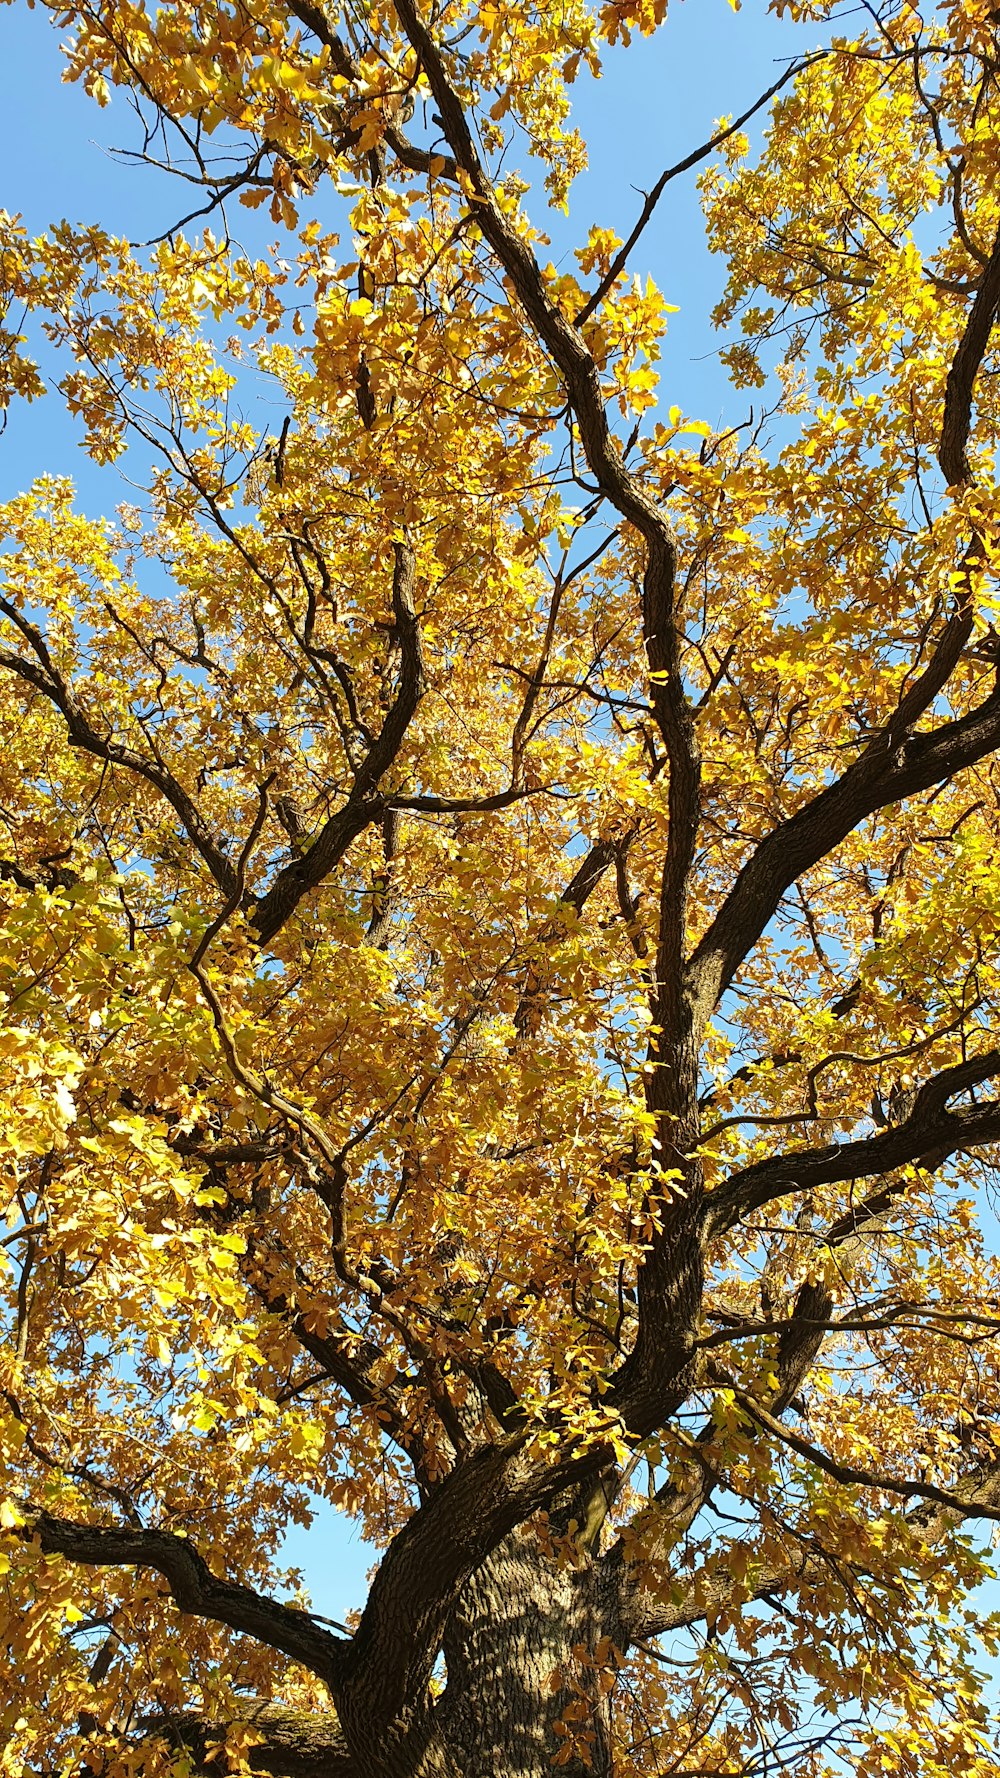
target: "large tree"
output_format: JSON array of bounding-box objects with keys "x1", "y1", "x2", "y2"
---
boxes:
[{"x1": 4, "y1": 0, "x2": 1000, "y2": 1772}]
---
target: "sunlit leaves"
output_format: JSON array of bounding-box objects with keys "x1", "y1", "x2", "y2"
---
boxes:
[{"x1": 4, "y1": 0, "x2": 1000, "y2": 1773}]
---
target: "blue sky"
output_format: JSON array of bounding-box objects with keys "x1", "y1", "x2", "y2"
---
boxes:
[
  {"x1": 0, "y1": 0, "x2": 827, "y2": 501},
  {"x1": 0, "y1": 0, "x2": 830, "y2": 1624}
]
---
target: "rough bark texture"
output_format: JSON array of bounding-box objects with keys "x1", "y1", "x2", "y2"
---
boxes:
[
  {"x1": 147, "y1": 1541, "x2": 619, "y2": 1778},
  {"x1": 148, "y1": 1706, "x2": 354, "y2": 1778},
  {"x1": 437, "y1": 1536, "x2": 614, "y2": 1778}
]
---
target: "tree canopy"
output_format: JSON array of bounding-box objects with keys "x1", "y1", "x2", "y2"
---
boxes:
[{"x1": 4, "y1": 0, "x2": 1000, "y2": 1773}]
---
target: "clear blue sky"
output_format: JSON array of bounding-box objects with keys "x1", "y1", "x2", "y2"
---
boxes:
[
  {"x1": 0, "y1": 0, "x2": 826, "y2": 1622},
  {"x1": 0, "y1": 0, "x2": 825, "y2": 508}
]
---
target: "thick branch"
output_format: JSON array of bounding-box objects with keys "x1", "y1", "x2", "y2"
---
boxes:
[
  {"x1": 615, "y1": 1437, "x2": 1000, "y2": 1644},
  {"x1": 285, "y1": 0, "x2": 458, "y2": 181},
  {"x1": 613, "y1": 1537, "x2": 823, "y2": 1647},
  {"x1": 687, "y1": 220, "x2": 1000, "y2": 1032},
  {"x1": 939, "y1": 218, "x2": 1000, "y2": 488},
  {"x1": 397, "y1": 0, "x2": 700, "y2": 918},
  {"x1": 390, "y1": 0, "x2": 711, "y2": 1456},
  {"x1": 337, "y1": 1437, "x2": 602, "y2": 1767},
  {"x1": 707, "y1": 1049, "x2": 1000, "y2": 1236},
  {"x1": 143, "y1": 1705, "x2": 353, "y2": 1778},
  {"x1": 688, "y1": 682, "x2": 1000, "y2": 1030},
  {"x1": 871, "y1": 220, "x2": 1000, "y2": 746},
  {"x1": 390, "y1": 0, "x2": 679, "y2": 593},
  {"x1": 765, "y1": 1174, "x2": 941, "y2": 1409},
  {"x1": 31, "y1": 1514, "x2": 348, "y2": 1686},
  {"x1": 716, "y1": 1366, "x2": 1000, "y2": 1522},
  {"x1": 258, "y1": 1281, "x2": 434, "y2": 1484}
]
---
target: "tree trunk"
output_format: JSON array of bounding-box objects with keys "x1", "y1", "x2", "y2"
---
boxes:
[
  {"x1": 150, "y1": 1536, "x2": 619, "y2": 1778},
  {"x1": 433, "y1": 1530, "x2": 614, "y2": 1778}
]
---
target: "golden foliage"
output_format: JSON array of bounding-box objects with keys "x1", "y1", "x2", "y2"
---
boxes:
[{"x1": 2, "y1": 1, "x2": 1000, "y2": 1774}]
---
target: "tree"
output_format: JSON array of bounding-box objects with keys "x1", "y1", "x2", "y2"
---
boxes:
[{"x1": 4, "y1": 0, "x2": 1000, "y2": 1771}]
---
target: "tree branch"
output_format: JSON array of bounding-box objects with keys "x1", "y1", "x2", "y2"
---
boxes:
[
  {"x1": 939, "y1": 217, "x2": 1000, "y2": 488},
  {"x1": 284, "y1": 0, "x2": 458, "y2": 182},
  {"x1": 575, "y1": 55, "x2": 828, "y2": 329},
  {"x1": 0, "y1": 642, "x2": 239, "y2": 900},
  {"x1": 688, "y1": 682, "x2": 1000, "y2": 1031},
  {"x1": 253, "y1": 541, "x2": 425, "y2": 944},
  {"x1": 336, "y1": 1437, "x2": 602, "y2": 1767},
  {"x1": 712, "y1": 1364, "x2": 1000, "y2": 1521},
  {"x1": 614, "y1": 1427, "x2": 1000, "y2": 1645},
  {"x1": 686, "y1": 218, "x2": 1000, "y2": 1033},
  {"x1": 706, "y1": 1049, "x2": 1000, "y2": 1236},
  {"x1": 390, "y1": 0, "x2": 715, "y2": 1454},
  {"x1": 141, "y1": 1704, "x2": 354, "y2": 1778},
  {"x1": 29, "y1": 1514, "x2": 348, "y2": 1686},
  {"x1": 513, "y1": 833, "x2": 628, "y2": 1035}
]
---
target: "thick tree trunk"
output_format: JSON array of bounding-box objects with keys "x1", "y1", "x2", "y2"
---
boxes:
[
  {"x1": 154, "y1": 1537, "x2": 618, "y2": 1778},
  {"x1": 432, "y1": 1532, "x2": 614, "y2": 1778}
]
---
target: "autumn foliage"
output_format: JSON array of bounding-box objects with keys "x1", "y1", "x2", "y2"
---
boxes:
[{"x1": 4, "y1": 0, "x2": 1000, "y2": 1773}]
